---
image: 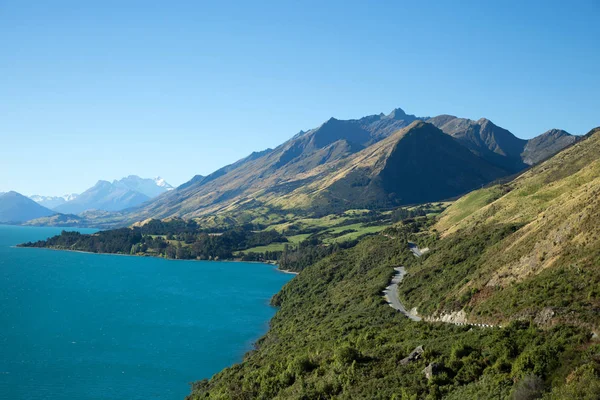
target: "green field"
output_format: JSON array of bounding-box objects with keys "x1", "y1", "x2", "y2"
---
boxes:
[
  {"x1": 322, "y1": 223, "x2": 388, "y2": 243},
  {"x1": 238, "y1": 242, "x2": 289, "y2": 253},
  {"x1": 287, "y1": 233, "x2": 311, "y2": 243}
]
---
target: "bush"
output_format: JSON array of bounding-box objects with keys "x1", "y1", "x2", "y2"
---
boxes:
[
  {"x1": 546, "y1": 363, "x2": 600, "y2": 399},
  {"x1": 335, "y1": 346, "x2": 361, "y2": 365},
  {"x1": 287, "y1": 356, "x2": 316, "y2": 376}
]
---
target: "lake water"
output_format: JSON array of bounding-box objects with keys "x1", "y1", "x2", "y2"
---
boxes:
[{"x1": 0, "y1": 225, "x2": 292, "y2": 400}]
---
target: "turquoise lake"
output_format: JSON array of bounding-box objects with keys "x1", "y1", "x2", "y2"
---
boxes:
[{"x1": 0, "y1": 225, "x2": 293, "y2": 400}]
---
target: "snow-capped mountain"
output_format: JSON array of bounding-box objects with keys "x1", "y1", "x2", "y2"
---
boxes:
[
  {"x1": 116, "y1": 176, "x2": 174, "y2": 198},
  {"x1": 153, "y1": 177, "x2": 174, "y2": 190},
  {"x1": 29, "y1": 194, "x2": 79, "y2": 210},
  {"x1": 52, "y1": 175, "x2": 173, "y2": 214}
]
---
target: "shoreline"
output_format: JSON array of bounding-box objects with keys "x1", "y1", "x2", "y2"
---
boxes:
[
  {"x1": 14, "y1": 245, "x2": 299, "y2": 274},
  {"x1": 276, "y1": 268, "x2": 299, "y2": 275}
]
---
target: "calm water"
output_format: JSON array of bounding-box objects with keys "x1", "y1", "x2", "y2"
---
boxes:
[{"x1": 0, "y1": 225, "x2": 292, "y2": 400}]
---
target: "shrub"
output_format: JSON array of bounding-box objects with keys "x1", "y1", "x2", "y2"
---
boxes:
[{"x1": 335, "y1": 346, "x2": 361, "y2": 365}]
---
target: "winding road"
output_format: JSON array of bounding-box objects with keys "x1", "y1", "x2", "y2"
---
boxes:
[
  {"x1": 383, "y1": 267, "x2": 421, "y2": 321},
  {"x1": 383, "y1": 241, "x2": 498, "y2": 328},
  {"x1": 382, "y1": 241, "x2": 427, "y2": 320}
]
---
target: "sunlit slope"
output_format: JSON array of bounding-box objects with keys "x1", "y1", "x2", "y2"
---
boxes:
[
  {"x1": 265, "y1": 121, "x2": 509, "y2": 212},
  {"x1": 109, "y1": 121, "x2": 510, "y2": 224},
  {"x1": 437, "y1": 127, "x2": 599, "y2": 233},
  {"x1": 401, "y1": 127, "x2": 600, "y2": 328}
]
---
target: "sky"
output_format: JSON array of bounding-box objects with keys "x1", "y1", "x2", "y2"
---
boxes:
[{"x1": 1, "y1": 0, "x2": 599, "y2": 196}]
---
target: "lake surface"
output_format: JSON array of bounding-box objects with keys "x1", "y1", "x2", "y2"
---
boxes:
[{"x1": 0, "y1": 225, "x2": 292, "y2": 400}]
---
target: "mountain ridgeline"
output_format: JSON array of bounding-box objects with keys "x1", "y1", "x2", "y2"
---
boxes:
[
  {"x1": 51, "y1": 175, "x2": 173, "y2": 214},
  {"x1": 17, "y1": 108, "x2": 578, "y2": 228},
  {"x1": 29, "y1": 193, "x2": 79, "y2": 209},
  {"x1": 96, "y1": 108, "x2": 578, "y2": 226},
  {"x1": 0, "y1": 176, "x2": 174, "y2": 227}
]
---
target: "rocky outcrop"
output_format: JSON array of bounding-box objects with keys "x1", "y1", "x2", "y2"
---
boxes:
[
  {"x1": 400, "y1": 345, "x2": 424, "y2": 365},
  {"x1": 425, "y1": 310, "x2": 468, "y2": 324},
  {"x1": 533, "y1": 307, "x2": 555, "y2": 325},
  {"x1": 422, "y1": 362, "x2": 441, "y2": 380}
]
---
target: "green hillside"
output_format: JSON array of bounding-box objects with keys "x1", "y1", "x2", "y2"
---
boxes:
[
  {"x1": 188, "y1": 234, "x2": 599, "y2": 399},
  {"x1": 401, "y1": 127, "x2": 600, "y2": 329}
]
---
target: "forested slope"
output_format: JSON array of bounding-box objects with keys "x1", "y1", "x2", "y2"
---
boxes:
[{"x1": 188, "y1": 233, "x2": 598, "y2": 399}]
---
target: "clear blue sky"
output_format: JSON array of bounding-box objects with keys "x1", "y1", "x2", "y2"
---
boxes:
[{"x1": 2, "y1": 0, "x2": 599, "y2": 196}]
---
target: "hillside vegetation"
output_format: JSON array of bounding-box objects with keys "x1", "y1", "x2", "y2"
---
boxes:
[
  {"x1": 188, "y1": 233, "x2": 599, "y2": 399},
  {"x1": 399, "y1": 128, "x2": 600, "y2": 329},
  {"x1": 21, "y1": 204, "x2": 445, "y2": 273}
]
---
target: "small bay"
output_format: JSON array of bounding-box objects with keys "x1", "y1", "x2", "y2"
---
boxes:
[{"x1": 0, "y1": 225, "x2": 292, "y2": 400}]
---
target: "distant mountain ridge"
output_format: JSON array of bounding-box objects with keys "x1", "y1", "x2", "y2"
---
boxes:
[
  {"x1": 29, "y1": 194, "x2": 79, "y2": 209},
  {"x1": 0, "y1": 192, "x2": 55, "y2": 223},
  {"x1": 427, "y1": 115, "x2": 578, "y2": 173},
  {"x1": 115, "y1": 176, "x2": 174, "y2": 198},
  {"x1": 53, "y1": 175, "x2": 173, "y2": 214},
  {"x1": 522, "y1": 128, "x2": 578, "y2": 165},
  {"x1": 269, "y1": 121, "x2": 510, "y2": 213}
]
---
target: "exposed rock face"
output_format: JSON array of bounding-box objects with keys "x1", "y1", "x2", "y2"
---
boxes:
[
  {"x1": 522, "y1": 129, "x2": 578, "y2": 165},
  {"x1": 400, "y1": 345, "x2": 424, "y2": 365},
  {"x1": 427, "y1": 115, "x2": 528, "y2": 172},
  {"x1": 425, "y1": 310, "x2": 468, "y2": 324},
  {"x1": 422, "y1": 362, "x2": 441, "y2": 380},
  {"x1": 534, "y1": 307, "x2": 555, "y2": 325},
  {"x1": 428, "y1": 116, "x2": 579, "y2": 171}
]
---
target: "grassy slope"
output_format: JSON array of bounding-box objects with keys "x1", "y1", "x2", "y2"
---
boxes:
[
  {"x1": 239, "y1": 242, "x2": 288, "y2": 253},
  {"x1": 239, "y1": 223, "x2": 389, "y2": 253},
  {"x1": 400, "y1": 128, "x2": 600, "y2": 329},
  {"x1": 265, "y1": 213, "x2": 358, "y2": 234},
  {"x1": 322, "y1": 223, "x2": 388, "y2": 243}
]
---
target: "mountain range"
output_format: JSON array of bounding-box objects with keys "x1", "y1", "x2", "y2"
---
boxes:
[
  {"x1": 29, "y1": 193, "x2": 79, "y2": 209},
  {"x1": 427, "y1": 115, "x2": 578, "y2": 171},
  {"x1": 15, "y1": 108, "x2": 581, "y2": 228},
  {"x1": 107, "y1": 108, "x2": 578, "y2": 226},
  {"x1": 0, "y1": 176, "x2": 173, "y2": 225},
  {"x1": 48, "y1": 176, "x2": 173, "y2": 214}
]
